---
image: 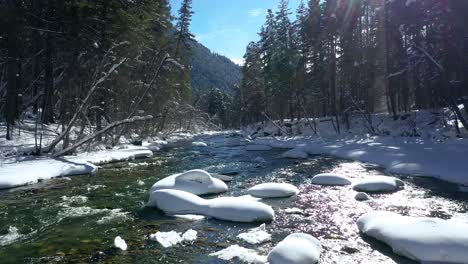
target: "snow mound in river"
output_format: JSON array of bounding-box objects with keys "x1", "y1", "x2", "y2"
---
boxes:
[
  {"x1": 357, "y1": 211, "x2": 468, "y2": 263},
  {"x1": 237, "y1": 224, "x2": 271, "y2": 244},
  {"x1": 246, "y1": 144, "x2": 273, "y2": 151},
  {"x1": 311, "y1": 173, "x2": 352, "y2": 186},
  {"x1": 149, "y1": 169, "x2": 228, "y2": 195},
  {"x1": 281, "y1": 148, "x2": 308, "y2": 159},
  {"x1": 248, "y1": 183, "x2": 299, "y2": 198},
  {"x1": 268, "y1": 233, "x2": 321, "y2": 264},
  {"x1": 210, "y1": 245, "x2": 267, "y2": 263},
  {"x1": 0, "y1": 158, "x2": 97, "y2": 190},
  {"x1": 148, "y1": 189, "x2": 274, "y2": 223},
  {"x1": 353, "y1": 176, "x2": 404, "y2": 192},
  {"x1": 192, "y1": 141, "x2": 208, "y2": 147}
]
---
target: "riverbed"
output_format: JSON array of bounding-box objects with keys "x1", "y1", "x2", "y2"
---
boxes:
[{"x1": 1, "y1": 134, "x2": 467, "y2": 263}]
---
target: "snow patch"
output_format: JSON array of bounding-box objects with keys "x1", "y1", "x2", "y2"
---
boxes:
[
  {"x1": 114, "y1": 236, "x2": 127, "y2": 251},
  {"x1": 192, "y1": 141, "x2": 208, "y2": 147},
  {"x1": 0, "y1": 158, "x2": 97, "y2": 190},
  {"x1": 237, "y1": 224, "x2": 271, "y2": 244},
  {"x1": 149, "y1": 229, "x2": 198, "y2": 248},
  {"x1": 210, "y1": 245, "x2": 267, "y2": 263},
  {"x1": 357, "y1": 211, "x2": 468, "y2": 263}
]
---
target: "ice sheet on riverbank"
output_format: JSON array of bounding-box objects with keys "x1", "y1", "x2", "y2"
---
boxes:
[{"x1": 0, "y1": 158, "x2": 97, "y2": 190}]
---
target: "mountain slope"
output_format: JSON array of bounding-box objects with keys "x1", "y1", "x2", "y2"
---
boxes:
[{"x1": 190, "y1": 41, "x2": 242, "y2": 94}]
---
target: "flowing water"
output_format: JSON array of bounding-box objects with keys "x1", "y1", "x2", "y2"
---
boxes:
[{"x1": 1, "y1": 134, "x2": 467, "y2": 264}]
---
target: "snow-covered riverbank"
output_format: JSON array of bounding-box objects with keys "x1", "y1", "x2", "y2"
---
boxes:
[
  {"x1": 0, "y1": 126, "x2": 228, "y2": 190},
  {"x1": 246, "y1": 109, "x2": 468, "y2": 186}
]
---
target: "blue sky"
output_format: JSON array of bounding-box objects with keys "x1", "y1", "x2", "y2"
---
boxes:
[{"x1": 169, "y1": 0, "x2": 302, "y2": 65}]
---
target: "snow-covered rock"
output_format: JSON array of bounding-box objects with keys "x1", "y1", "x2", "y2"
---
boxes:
[
  {"x1": 0, "y1": 158, "x2": 97, "y2": 190},
  {"x1": 149, "y1": 169, "x2": 228, "y2": 195},
  {"x1": 192, "y1": 141, "x2": 208, "y2": 147},
  {"x1": 210, "y1": 245, "x2": 267, "y2": 264},
  {"x1": 353, "y1": 176, "x2": 404, "y2": 192},
  {"x1": 148, "y1": 189, "x2": 275, "y2": 223},
  {"x1": 247, "y1": 183, "x2": 299, "y2": 198},
  {"x1": 246, "y1": 145, "x2": 273, "y2": 151},
  {"x1": 311, "y1": 173, "x2": 352, "y2": 186},
  {"x1": 267, "y1": 233, "x2": 321, "y2": 264},
  {"x1": 281, "y1": 148, "x2": 308, "y2": 159},
  {"x1": 237, "y1": 224, "x2": 271, "y2": 244},
  {"x1": 357, "y1": 211, "x2": 468, "y2": 263},
  {"x1": 114, "y1": 236, "x2": 127, "y2": 251},
  {"x1": 355, "y1": 192, "x2": 371, "y2": 201}
]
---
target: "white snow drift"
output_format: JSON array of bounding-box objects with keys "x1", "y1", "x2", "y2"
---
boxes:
[
  {"x1": 247, "y1": 183, "x2": 299, "y2": 198},
  {"x1": 246, "y1": 144, "x2": 273, "y2": 151},
  {"x1": 149, "y1": 169, "x2": 228, "y2": 195},
  {"x1": 148, "y1": 189, "x2": 275, "y2": 223},
  {"x1": 281, "y1": 148, "x2": 308, "y2": 159},
  {"x1": 268, "y1": 233, "x2": 321, "y2": 264},
  {"x1": 353, "y1": 176, "x2": 404, "y2": 192},
  {"x1": 0, "y1": 158, "x2": 97, "y2": 190},
  {"x1": 311, "y1": 173, "x2": 352, "y2": 186},
  {"x1": 357, "y1": 211, "x2": 468, "y2": 263},
  {"x1": 237, "y1": 224, "x2": 271, "y2": 244}
]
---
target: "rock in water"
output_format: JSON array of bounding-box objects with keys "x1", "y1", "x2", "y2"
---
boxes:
[
  {"x1": 148, "y1": 189, "x2": 274, "y2": 223},
  {"x1": 114, "y1": 236, "x2": 127, "y2": 251},
  {"x1": 246, "y1": 145, "x2": 273, "y2": 151},
  {"x1": 311, "y1": 173, "x2": 352, "y2": 186},
  {"x1": 268, "y1": 233, "x2": 321, "y2": 264},
  {"x1": 353, "y1": 176, "x2": 404, "y2": 192},
  {"x1": 357, "y1": 211, "x2": 468, "y2": 263},
  {"x1": 281, "y1": 148, "x2": 308, "y2": 159},
  {"x1": 248, "y1": 183, "x2": 299, "y2": 198},
  {"x1": 149, "y1": 169, "x2": 228, "y2": 195},
  {"x1": 355, "y1": 192, "x2": 371, "y2": 201}
]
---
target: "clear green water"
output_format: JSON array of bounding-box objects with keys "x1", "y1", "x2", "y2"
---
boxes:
[{"x1": 1, "y1": 135, "x2": 467, "y2": 264}]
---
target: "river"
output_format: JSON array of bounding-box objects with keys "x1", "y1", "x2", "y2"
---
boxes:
[{"x1": 1, "y1": 134, "x2": 467, "y2": 263}]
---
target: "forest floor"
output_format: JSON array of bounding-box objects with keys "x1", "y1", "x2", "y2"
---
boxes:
[{"x1": 245, "y1": 107, "x2": 468, "y2": 186}]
